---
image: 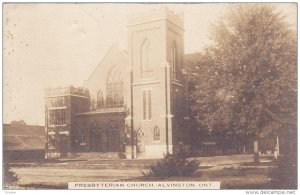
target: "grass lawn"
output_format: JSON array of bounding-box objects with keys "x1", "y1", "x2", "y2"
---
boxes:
[{"x1": 3, "y1": 154, "x2": 291, "y2": 189}]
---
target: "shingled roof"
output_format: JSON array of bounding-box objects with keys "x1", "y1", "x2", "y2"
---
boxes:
[{"x1": 3, "y1": 124, "x2": 45, "y2": 150}]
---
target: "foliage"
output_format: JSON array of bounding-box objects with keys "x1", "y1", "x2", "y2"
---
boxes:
[
  {"x1": 11, "y1": 120, "x2": 26, "y2": 126},
  {"x1": 3, "y1": 163, "x2": 20, "y2": 185},
  {"x1": 141, "y1": 150, "x2": 200, "y2": 178},
  {"x1": 189, "y1": 4, "x2": 297, "y2": 141},
  {"x1": 270, "y1": 153, "x2": 297, "y2": 188}
]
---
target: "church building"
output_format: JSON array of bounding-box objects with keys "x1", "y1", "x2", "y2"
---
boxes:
[{"x1": 45, "y1": 7, "x2": 192, "y2": 159}]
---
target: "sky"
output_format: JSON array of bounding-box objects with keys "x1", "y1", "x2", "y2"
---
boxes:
[{"x1": 3, "y1": 3, "x2": 297, "y2": 125}]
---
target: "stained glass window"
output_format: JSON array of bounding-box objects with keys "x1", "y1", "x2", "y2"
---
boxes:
[
  {"x1": 143, "y1": 91, "x2": 147, "y2": 120},
  {"x1": 141, "y1": 39, "x2": 153, "y2": 78},
  {"x1": 171, "y1": 42, "x2": 178, "y2": 79},
  {"x1": 96, "y1": 90, "x2": 104, "y2": 109},
  {"x1": 148, "y1": 90, "x2": 152, "y2": 120},
  {"x1": 153, "y1": 126, "x2": 160, "y2": 141},
  {"x1": 49, "y1": 97, "x2": 65, "y2": 107},
  {"x1": 142, "y1": 89, "x2": 152, "y2": 120},
  {"x1": 81, "y1": 133, "x2": 86, "y2": 143},
  {"x1": 49, "y1": 109, "x2": 66, "y2": 125},
  {"x1": 48, "y1": 135, "x2": 56, "y2": 149},
  {"x1": 106, "y1": 67, "x2": 124, "y2": 108}
]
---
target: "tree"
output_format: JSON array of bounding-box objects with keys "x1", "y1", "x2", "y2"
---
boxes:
[
  {"x1": 4, "y1": 163, "x2": 20, "y2": 187},
  {"x1": 189, "y1": 4, "x2": 296, "y2": 160},
  {"x1": 11, "y1": 120, "x2": 26, "y2": 126}
]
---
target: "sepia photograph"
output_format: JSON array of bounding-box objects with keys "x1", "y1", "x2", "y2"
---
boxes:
[{"x1": 2, "y1": 2, "x2": 297, "y2": 191}]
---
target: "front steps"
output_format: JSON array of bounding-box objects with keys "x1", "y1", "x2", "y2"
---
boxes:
[{"x1": 71, "y1": 152, "x2": 122, "y2": 160}]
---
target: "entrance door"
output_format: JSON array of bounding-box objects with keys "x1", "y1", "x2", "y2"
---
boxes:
[
  {"x1": 106, "y1": 121, "x2": 119, "y2": 152},
  {"x1": 90, "y1": 131, "x2": 99, "y2": 152},
  {"x1": 90, "y1": 122, "x2": 105, "y2": 152},
  {"x1": 89, "y1": 121, "x2": 119, "y2": 152},
  {"x1": 90, "y1": 130, "x2": 107, "y2": 152},
  {"x1": 60, "y1": 134, "x2": 68, "y2": 158},
  {"x1": 136, "y1": 129, "x2": 145, "y2": 158},
  {"x1": 106, "y1": 128, "x2": 119, "y2": 152}
]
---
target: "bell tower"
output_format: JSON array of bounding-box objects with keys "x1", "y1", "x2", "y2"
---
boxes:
[{"x1": 126, "y1": 7, "x2": 186, "y2": 159}]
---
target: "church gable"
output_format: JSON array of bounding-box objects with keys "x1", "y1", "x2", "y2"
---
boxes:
[
  {"x1": 84, "y1": 43, "x2": 128, "y2": 110},
  {"x1": 44, "y1": 7, "x2": 190, "y2": 160}
]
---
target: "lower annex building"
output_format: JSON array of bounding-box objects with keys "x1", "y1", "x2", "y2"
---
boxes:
[{"x1": 45, "y1": 7, "x2": 193, "y2": 159}]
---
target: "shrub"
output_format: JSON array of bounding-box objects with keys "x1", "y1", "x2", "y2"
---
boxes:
[
  {"x1": 3, "y1": 163, "x2": 20, "y2": 185},
  {"x1": 141, "y1": 150, "x2": 200, "y2": 178},
  {"x1": 270, "y1": 154, "x2": 297, "y2": 189}
]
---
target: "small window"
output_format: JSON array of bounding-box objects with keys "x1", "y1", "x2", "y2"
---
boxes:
[
  {"x1": 81, "y1": 134, "x2": 86, "y2": 143},
  {"x1": 143, "y1": 91, "x2": 147, "y2": 120},
  {"x1": 153, "y1": 126, "x2": 160, "y2": 141},
  {"x1": 48, "y1": 135, "x2": 56, "y2": 149},
  {"x1": 49, "y1": 97, "x2": 65, "y2": 107},
  {"x1": 90, "y1": 121, "x2": 102, "y2": 131},
  {"x1": 108, "y1": 120, "x2": 118, "y2": 131},
  {"x1": 49, "y1": 109, "x2": 66, "y2": 125},
  {"x1": 174, "y1": 88, "x2": 179, "y2": 110},
  {"x1": 171, "y1": 42, "x2": 178, "y2": 79},
  {"x1": 142, "y1": 89, "x2": 152, "y2": 120},
  {"x1": 96, "y1": 90, "x2": 104, "y2": 109},
  {"x1": 148, "y1": 90, "x2": 152, "y2": 120}
]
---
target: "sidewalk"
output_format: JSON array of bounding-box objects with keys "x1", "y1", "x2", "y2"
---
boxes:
[{"x1": 9, "y1": 154, "x2": 274, "y2": 170}]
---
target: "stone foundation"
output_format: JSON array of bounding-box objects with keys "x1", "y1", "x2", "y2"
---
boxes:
[
  {"x1": 45, "y1": 152, "x2": 60, "y2": 159},
  {"x1": 142, "y1": 144, "x2": 173, "y2": 159}
]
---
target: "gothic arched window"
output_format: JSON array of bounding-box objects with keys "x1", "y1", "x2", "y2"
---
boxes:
[
  {"x1": 153, "y1": 126, "x2": 160, "y2": 141},
  {"x1": 106, "y1": 67, "x2": 124, "y2": 108},
  {"x1": 96, "y1": 90, "x2": 104, "y2": 109},
  {"x1": 90, "y1": 121, "x2": 102, "y2": 131},
  {"x1": 171, "y1": 41, "x2": 178, "y2": 79},
  {"x1": 107, "y1": 120, "x2": 118, "y2": 131},
  {"x1": 141, "y1": 39, "x2": 153, "y2": 78}
]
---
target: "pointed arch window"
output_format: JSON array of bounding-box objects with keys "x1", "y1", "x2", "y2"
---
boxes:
[
  {"x1": 106, "y1": 67, "x2": 124, "y2": 108},
  {"x1": 90, "y1": 121, "x2": 102, "y2": 131},
  {"x1": 171, "y1": 42, "x2": 178, "y2": 79},
  {"x1": 142, "y1": 89, "x2": 152, "y2": 120},
  {"x1": 107, "y1": 120, "x2": 118, "y2": 131},
  {"x1": 153, "y1": 126, "x2": 161, "y2": 141},
  {"x1": 141, "y1": 39, "x2": 153, "y2": 78},
  {"x1": 96, "y1": 90, "x2": 104, "y2": 109}
]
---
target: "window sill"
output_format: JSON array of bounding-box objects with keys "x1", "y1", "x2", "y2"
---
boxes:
[
  {"x1": 49, "y1": 124, "x2": 67, "y2": 127},
  {"x1": 141, "y1": 76, "x2": 155, "y2": 80}
]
